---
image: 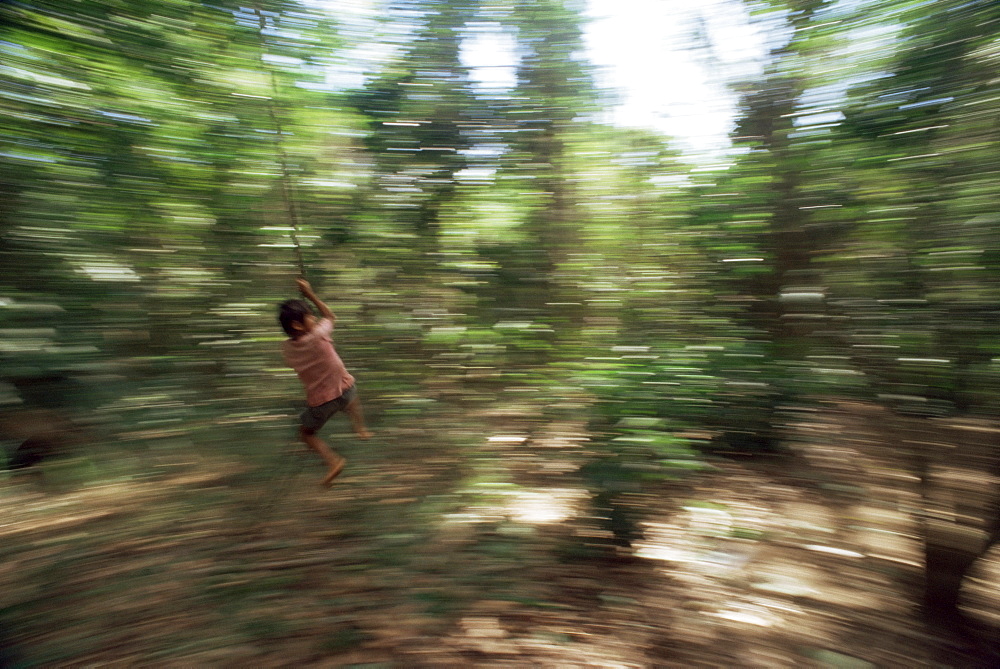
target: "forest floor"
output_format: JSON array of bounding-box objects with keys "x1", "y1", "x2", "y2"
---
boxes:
[{"x1": 2, "y1": 391, "x2": 1000, "y2": 667}]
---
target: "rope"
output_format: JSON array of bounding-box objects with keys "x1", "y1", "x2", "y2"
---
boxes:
[
  {"x1": 253, "y1": 5, "x2": 306, "y2": 278},
  {"x1": 238, "y1": 7, "x2": 309, "y2": 539}
]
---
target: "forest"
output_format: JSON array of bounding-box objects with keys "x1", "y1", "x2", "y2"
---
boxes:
[{"x1": 2, "y1": 0, "x2": 1000, "y2": 665}]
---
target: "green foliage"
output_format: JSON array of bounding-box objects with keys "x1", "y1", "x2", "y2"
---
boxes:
[{"x1": 2, "y1": 0, "x2": 999, "y2": 569}]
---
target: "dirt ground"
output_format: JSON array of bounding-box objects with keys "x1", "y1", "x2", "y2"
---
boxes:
[{"x1": 2, "y1": 400, "x2": 999, "y2": 667}]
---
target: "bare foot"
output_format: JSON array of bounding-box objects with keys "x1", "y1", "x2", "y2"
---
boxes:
[
  {"x1": 356, "y1": 428, "x2": 372, "y2": 440},
  {"x1": 321, "y1": 457, "x2": 346, "y2": 487}
]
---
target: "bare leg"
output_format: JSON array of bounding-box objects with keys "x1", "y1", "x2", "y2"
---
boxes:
[
  {"x1": 345, "y1": 397, "x2": 372, "y2": 439},
  {"x1": 299, "y1": 426, "x2": 345, "y2": 487}
]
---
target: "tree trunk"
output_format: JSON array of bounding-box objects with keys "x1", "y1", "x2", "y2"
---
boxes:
[{"x1": 923, "y1": 541, "x2": 980, "y2": 618}]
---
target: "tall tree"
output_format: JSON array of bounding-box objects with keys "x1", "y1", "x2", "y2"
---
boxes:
[
  {"x1": 835, "y1": 0, "x2": 1000, "y2": 620},
  {"x1": 686, "y1": 0, "x2": 840, "y2": 449},
  {"x1": 348, "y1": 0, "x2": 480, "y2": 260},
  {"x1": 489, "y1": 0, "x2": 598, "y2": 312}
]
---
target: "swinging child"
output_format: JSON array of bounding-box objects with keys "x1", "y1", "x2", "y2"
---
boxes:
[{"x1": 279, "y1": 278, "x2": 371, "y2": 487}]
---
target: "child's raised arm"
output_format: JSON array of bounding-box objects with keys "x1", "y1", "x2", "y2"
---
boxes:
[{"x1": 297, "y1": 278, "x2": 335, "y2": 323}]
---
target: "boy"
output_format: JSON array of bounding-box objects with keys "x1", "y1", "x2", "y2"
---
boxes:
[{"x1": 279, "y1": 278, "x2": 370, "y2": 487}]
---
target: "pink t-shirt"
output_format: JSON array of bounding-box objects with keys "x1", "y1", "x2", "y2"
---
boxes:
[{"x1": 282, "y1": 318, "x2": 355, "y2": 407}]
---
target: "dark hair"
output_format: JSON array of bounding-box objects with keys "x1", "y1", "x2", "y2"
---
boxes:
[{"x1": 278, "y1": 299, "x2": 313, "y2": 337}]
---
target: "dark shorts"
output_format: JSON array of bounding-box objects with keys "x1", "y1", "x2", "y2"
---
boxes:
[{"x1": 300, "y1": 385, "x2": 357, "y2": 432}]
